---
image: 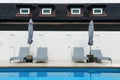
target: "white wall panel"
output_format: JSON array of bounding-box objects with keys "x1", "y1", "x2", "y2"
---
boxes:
[{"x1": 0, "y1": 31, "x2": 120, "y2": 61}]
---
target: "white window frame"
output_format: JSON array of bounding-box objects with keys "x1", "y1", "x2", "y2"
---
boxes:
[
  {"x1": 20, "y1": 8, "x2": 30, "y2": 14},
  {"x1": 92, "y1": 8, "x2": 103, "y2": 14},
  {"x1": 71, "y1": 8, "x2": 81, "y2": 14},
  {"x1": 42, "y1": 8, "x2": 52, "y2": 14}
]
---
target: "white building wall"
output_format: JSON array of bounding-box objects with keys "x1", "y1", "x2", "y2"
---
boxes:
[{"x1": 0, "y1": 31, "x2": 120, "y2": 61}]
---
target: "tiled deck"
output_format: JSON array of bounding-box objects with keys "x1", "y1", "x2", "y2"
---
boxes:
[{"x1": 0, "y1": 60, "x2": 120, "y2": 68}]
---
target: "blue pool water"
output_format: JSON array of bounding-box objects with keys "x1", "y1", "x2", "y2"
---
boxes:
[{"x1": 0, "y1": 68, "x2": 120, "y2": 80}]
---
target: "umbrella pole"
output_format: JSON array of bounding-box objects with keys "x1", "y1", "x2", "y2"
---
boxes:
[
  {"x1": 29, "y1": 44, "x2": 31, "y2": 55},
  {"x1": 90, "y1": 45, "x2": 91, "y2": 55}
]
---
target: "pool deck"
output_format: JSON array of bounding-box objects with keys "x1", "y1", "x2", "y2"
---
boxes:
[{"x1": 0, "y1": 60, "x2": 120, "y2": 68}]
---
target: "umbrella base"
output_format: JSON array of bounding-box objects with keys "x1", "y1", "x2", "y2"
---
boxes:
[
  {"x1": 24, "y1": 55, "x2": 33, "y2": 62},
  {"x1": 87, "y1": 54, "x2": 94, "y2": 62}
]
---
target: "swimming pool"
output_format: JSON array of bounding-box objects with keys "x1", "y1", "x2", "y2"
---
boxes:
[{"x1": 0, "y1": 67, "x2": 120, "y2": 80}]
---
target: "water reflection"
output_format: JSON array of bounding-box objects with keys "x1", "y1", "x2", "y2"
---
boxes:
[{"x1": 0, "y1": 72, "x2": 120, "y2": 80}]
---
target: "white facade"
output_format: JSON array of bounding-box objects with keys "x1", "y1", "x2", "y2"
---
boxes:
[
  {"x1": 0, "y1": 31, "x2": 120, "y2": 61},
  {"x1": 0, "y1": 0, "x2": 120, "y2": 4}
]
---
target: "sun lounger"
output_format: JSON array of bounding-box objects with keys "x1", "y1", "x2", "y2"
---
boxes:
[
  {"x1": 72, "y1": 47, "x2": 87, "y2": 62},
  {"x1": 91, "y1": 49, "x2": 112, "y2": 63},
  {"x1": 10, "y1": 47, "x2": 29, "y2": 63},
  {"x1": 34, "y1": 47, "x2": 48, "y2": 62}
]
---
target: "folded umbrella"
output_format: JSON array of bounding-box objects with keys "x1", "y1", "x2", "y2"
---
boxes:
[
  {"x1": 88, "y1": 20, "x2": 94, "y2": 55},
  {"x1": 28, "y1": 19, "x2": 33, "y2": 44}
]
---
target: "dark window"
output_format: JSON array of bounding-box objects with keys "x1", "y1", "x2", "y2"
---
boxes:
[
  {"x1": 15, "y1": 5, "x2": 35, "y2": 17},
  {"x1": 39, "y1": 5, "x2": 55, "y2": 17},
  {"x1": 67, "y1": 5, "x2": 84, "y2": 17},
  {"x1": 87, "y1": 5, "x2": 107, "y2": 17},
  {"x1": 20, "y1": 8, "x2": 30, "y2": 14}
]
